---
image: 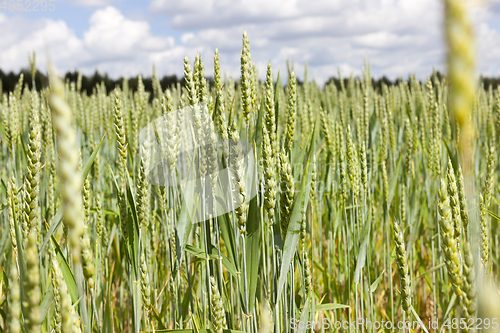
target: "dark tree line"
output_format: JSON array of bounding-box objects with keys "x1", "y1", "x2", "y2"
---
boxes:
[
  {"x1": 0, "y1": 69, "x2": 180, "y2": 97},
  {"x1": 324, "y1": 72, "x2": 449, "y2": 93},
  {"x1": 325, "y1": 72, "x2": 500, "y2": 93},
  {"x1": 1, "y1": 69, "x2": 500, "y2": 98}
]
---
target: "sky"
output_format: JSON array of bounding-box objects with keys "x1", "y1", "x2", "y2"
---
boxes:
[{"x1": 1, "y1": 0, "x2": 500, "y2": 84}]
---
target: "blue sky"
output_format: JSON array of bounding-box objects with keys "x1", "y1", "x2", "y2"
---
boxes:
[
  {"x1": 34, "y1": 0, "x2": 183, "y2": 40},
  {"x1": 1, "y1": 0, "x2": 499, "y2": 84}
]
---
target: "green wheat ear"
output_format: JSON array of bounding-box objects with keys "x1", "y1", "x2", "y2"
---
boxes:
[
  {"x1": 214, "y1": 48, "x2": 221, "y2": 92},
  {"x1": 240, "y1": 31, "x2": 253, "y2": 124},
  {"x1": 479, "y1": 194, "x2": 489, "y2": 269},
  {"x1": 23, "y1": 90, "x2": 41, "y2": 242},
  {"x1": 457, "y1": 166, "x2": 469, "y2": 237},
  {"x1": 284, "y1": 71, "x2": 297, "y2": 152},
  {"x1": 360, "y1": 141, "x2": 368, "y2": 196},
  {"x1": 229, "y1": 121, "x2": 247, "y2": 233},
  {"x1": 81, "y1": 170, "x2": 94, "y2": 292},
  {"x1": 184, "y1": 56, "x2": 198, "y2": 106},
  {"x1": 339, "y1": 147, "x2": 348, "y2": 207},
  {"x1": 195, "y1": 54, "x2": 208, "y2": 104},
  {"x1": 447, "y1": 159, "x2": 461, "y2": 242},
  {"x1": 24, "y1": 230, "x2": 41, "y2": 333},
  {"x1": 346, "y1": 125, "x2": 360, "y2": 202},
  {"x1": 140, "y1": 251, "x2": 152, "y2": 320},
  {"x1": 8, "y1": 255, "x2": 21, "y2": 333},
  {"x1": 461, "y1": 240, "x2": 477, "y2": 326},
  {"x1": 484, "y1": 146, "x2": 495, "y2": 208},
  {"x1": 320, "y1": 107, "x2": 333, "y2": 153},
  {"x1": 279, "y1": 152, "x2": 294, "y2": 238},
  {"x1": 49, "y1": 69, "x2": 84, "y2": 265},
  {"x1": 50, "y1": 248, "x2": 62, "y2": 333},
  {"x1": 404, "y1": 118, "x2": 414, "y2": 179},
  {"x1": 210, "y1": 276, "x2": 226, "y2": 333},
  {"x1": 438, "y1": 177, "x2": 463, "y2": 299},
  {"x1": 262, "y1": 124, "x2": 276, "y2": 226},
  {"x1": 7, "y1": 177, "x2": 18, "y2": 262},
  {"x1": 393, "y1": 219, "x2": 411, "y2": 316},
  {"x1": 264, "y1": 62, "x2": 277, "y2": 160},
  {"x1": 113, "y1": 89, "x2": 129, "y2": 243}
]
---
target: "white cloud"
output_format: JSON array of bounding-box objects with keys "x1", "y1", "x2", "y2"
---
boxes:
[
  {"x1": 477, "y1": 21, "x2": 500, "y2": 77},
  {"x1": 0, "y1": 7, "x2": 183, "y2": 78},
  {"x1": 147, "y1": 0, "x2": 449, "y2": 82},
  {"x1": 2, "y1": 1, "x2": 500, "y2": 84},
  {"x1": 0, "y1": 14, "x2": 84, "y2": 73},
  {"x1": 84, "y1": 6, "x2": 172, "y2": 59},
  {"x1": 147, "y1": 0, "x2": 500, "y2": 83},
  {"x1": 70, "y1": 0, "x2": 116, "y2": 7}
]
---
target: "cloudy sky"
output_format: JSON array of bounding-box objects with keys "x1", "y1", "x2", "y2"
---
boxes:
[{"x1": 1, "y1": 0, "x2": 499, "y2": 84}]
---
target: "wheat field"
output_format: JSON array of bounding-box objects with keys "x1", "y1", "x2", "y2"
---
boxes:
[{"x1": 1, "y1": 1, "x2": 500, "y2": 332}]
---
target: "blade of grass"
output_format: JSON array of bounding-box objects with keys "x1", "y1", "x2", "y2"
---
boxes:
[
  {"x1": 51, "y1": 236, "x2": 79, "y2": 304},
  {"x1": 369, "y1": 270, "x2": 385, "y2": 293},
  {"x1": 245, "y1": 195, "x2": 260, "y2": 310}
]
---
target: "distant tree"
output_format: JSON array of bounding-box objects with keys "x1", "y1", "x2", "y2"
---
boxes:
[
  {"x1": 1, "y1": 69, "x2": 499, "y2": 96},
  {"x1": 0, "y1": 69, "x2": 183, "y2": 97}
]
